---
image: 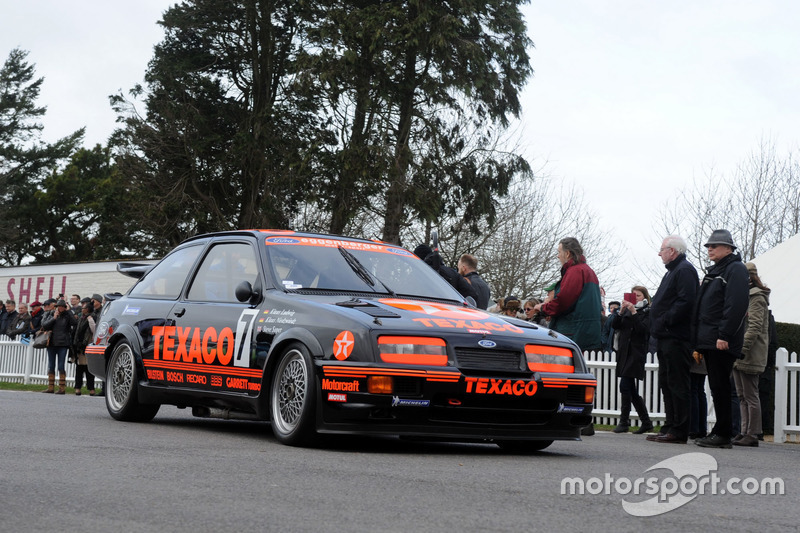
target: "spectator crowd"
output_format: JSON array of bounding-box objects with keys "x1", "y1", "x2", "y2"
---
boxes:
[
  {"x1": 1, "y1": 293, "x2": 105, "y2": 396},
  {"x1": 416, "y1": 229, "x2": 774, "y2": 447}
]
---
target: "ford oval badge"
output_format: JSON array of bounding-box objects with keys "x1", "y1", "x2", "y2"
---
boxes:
[{"x1": 478, "y1": 339, "x2": 496, "y2": 348}]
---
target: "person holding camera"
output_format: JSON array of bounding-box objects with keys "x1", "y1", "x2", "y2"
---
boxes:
[
  {"x1": 40, "y1": 299, "x2": 77, "y2": 394},
  {"x1": 611, "y1": 286, "x2": 654, "y2": 434}
]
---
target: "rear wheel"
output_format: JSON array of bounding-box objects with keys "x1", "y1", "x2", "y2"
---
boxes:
[
  {"x1": 270, "y1": 343, "x2": 317, "y2": 446},
  {"x1": 497, "y1": 440, "x2": 554, "y2": 453},
  {"x1": 106, "y1": 341, "x2": 159, "y2": 422}
]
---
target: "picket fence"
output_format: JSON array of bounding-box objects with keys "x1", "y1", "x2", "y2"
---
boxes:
[
  {"x1": 1, "y1": 335, "x2": 798, "y2": 443},
  {"x1": 584, "y1": 348, "x2": 800, "y2": 443}
]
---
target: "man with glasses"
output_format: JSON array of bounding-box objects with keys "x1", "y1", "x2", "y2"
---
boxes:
[
  {"x1": 692, "y1": 229, "x2": 749, "y2": 448},
  {"x1": 646, "y1": 235, "x2": 698, "y2": 443}
]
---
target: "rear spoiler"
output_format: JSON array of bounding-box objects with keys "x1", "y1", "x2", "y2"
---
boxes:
[{"x1": 117, "y1": 262, "x2": 154, "y2": 279}]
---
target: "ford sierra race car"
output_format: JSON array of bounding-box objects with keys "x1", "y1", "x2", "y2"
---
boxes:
[{"x1": 86, "y1": 230, "x2": 596, "y2": 450}]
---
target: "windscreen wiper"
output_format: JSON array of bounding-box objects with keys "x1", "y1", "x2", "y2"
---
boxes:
[{"x1": 337, "y1": 246, "x2": 397, "y2": 297}]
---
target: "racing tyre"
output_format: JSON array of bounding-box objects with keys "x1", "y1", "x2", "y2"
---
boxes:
[
  {"x1": 497, "y1": 440, "x2": 554, "y2": 453},
  {"x1": 106, "y1": 341, "x2": 160, "y2": 422},
  {"x1": 270, "y1": 343, "x2": 317, "y2": 446}
]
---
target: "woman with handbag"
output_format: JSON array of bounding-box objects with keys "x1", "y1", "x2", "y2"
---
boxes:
[{"x1": 40, "y1": 299, "x2": 77, "y2": 394}]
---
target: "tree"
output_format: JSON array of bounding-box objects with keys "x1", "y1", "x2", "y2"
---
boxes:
[
  {"x1": 111, "y1": 0, "x2": 334, "y2": 253},
  {"x1": 653, "y1": 137, "x2": 799, "y2": 276},
  {"x1": 302, "y1": 0, "x2": 533, "y2": 244},
  {"x1": 0, "y1": 48, "x2": 83, "y2": 265},
  {"x1": 400, "y1": 167, "x2": 622, "y2": 302}
]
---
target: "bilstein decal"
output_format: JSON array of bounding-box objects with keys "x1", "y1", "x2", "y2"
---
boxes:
[
  {"x1": 465, "y1": 377, "x2": 538, "y2": 396},
  {"x1": 333, "y1": 330, "x2": 355, "y2": 360}
]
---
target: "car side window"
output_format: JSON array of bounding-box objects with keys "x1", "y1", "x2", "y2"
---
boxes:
[
  {"x1": 129, "y1": 245, "x2": 203, "y2": 299},
  {"x1": 187, "y1": 242, "x2": 259, "y2": 302}
]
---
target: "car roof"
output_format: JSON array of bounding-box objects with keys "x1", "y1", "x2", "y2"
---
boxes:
[{"x1": 182, "y1": 230, "x2": 392, "y2": 247}]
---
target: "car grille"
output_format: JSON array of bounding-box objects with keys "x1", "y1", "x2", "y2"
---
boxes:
[{"x1": 454, "y1": 348, "x2": 525, "y2": 372}]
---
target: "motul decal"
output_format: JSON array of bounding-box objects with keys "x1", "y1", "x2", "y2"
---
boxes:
[{"x1": 327, "y1": 393, "x2": 347, "y2": 402}]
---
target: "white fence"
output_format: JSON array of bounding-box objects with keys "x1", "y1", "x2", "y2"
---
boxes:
[
  {"x1": 1, "y1": 335, "x2": 798, "y2": 442},
  {"x1": 585, "y1": 348, "x2": 800, "y2": 443},
  {"x1": 0, "y1": 335, "x2": 103, "y2": 387}
]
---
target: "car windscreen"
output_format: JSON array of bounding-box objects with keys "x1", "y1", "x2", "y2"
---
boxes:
[{"x1": 263, "y1": 238, "x2": 461, "y2": 301}]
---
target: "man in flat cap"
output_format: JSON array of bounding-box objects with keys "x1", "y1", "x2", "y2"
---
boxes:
[{"x1": 692, "y1": 229, "x2": 749, "y2": 449}]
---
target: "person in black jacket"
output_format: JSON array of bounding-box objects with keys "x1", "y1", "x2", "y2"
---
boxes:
[
  {"x1": 414, "y1": 245, "x2": 479, "y2": 305},
  {"x1": 693, "y1": 229, "x2": 749, "y2": 449},
  {"x1": 611, "y1": 286, "x2": 654, "y2": 434},
  {"x1": 647, "y1": 235, "x2": 699, "y2": 444},
  {"x1": 40, "y1": 299, "x2": 77, "y2": 394}
]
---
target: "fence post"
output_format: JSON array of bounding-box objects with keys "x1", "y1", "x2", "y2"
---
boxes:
[
  {"x1": 23, "y1": 342, "x2": 35, "y2": 385},
  {"x1": 773, "y1": 348, "x2": 788, "y2": 444}
]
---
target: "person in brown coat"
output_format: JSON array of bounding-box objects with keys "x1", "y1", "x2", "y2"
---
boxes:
[{"x1": 731, "y1": 262, "x2": 771, "y2": 447}]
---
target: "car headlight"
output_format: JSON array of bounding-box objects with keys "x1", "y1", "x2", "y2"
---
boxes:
[
  {"x1": 378, "y1": 336, "x2": 447, "y2": 366},
  {"x1": 524, "y1": 345, "x2": 574, "y2": 373}
]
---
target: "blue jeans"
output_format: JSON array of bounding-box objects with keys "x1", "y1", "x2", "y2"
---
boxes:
[{"x1": 47, "y1": 346, "x2": 69, "y2": 373}]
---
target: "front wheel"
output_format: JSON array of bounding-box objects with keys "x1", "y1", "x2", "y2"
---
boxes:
[
  {"x1": 270, "y1": 343, "x2": 317, "y2": 446},
  {"x1": 106, "y1": 341, "x2": 159, "y2": 422}
]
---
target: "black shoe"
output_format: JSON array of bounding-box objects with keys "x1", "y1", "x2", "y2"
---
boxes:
[
  {"x1": 633, "y1": 422, "x2": 654, "y2": 434},
  {"x1": 732, "y1": 435, "x2": 759, "y2": 447},
  {"x1": 581, "y1": 424, "x2": 595, "y2": 436},
  {"x1": 696, "y1": 434, "x2": 732, "y2": 449},
  {"x1": 653, "y1": 433, "x2": 687, "y2": 444},
  {"x1": 689, "y1": 432, "x2": 708, "y2": 440},
  {"x1": 612, "y1": 424, "x2": 629, "y2": 433}
]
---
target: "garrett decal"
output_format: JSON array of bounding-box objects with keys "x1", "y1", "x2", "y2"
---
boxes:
[
  {"x1": 333, "y1": 330, "x2": 355, "y2": 360},
  {"x1": 322, "y1": 378, "x2": 360, "y2": 391},
  {"x1": 464, "y1": 377, "x2": 538, "y2": 396},
  {"x1": 327, "y1": 393, "x2": 347, "y2": 402}
]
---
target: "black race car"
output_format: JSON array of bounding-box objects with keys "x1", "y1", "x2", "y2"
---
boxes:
[{"x1": 87, "y1": 230, "x2": 595, "y2": 450}]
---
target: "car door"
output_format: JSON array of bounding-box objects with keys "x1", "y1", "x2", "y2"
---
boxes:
[{"x1": 157, "y1": 239, "x2": 264, "y2": 396}]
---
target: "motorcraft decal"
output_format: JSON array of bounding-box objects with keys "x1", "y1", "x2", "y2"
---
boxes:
[{"x1": 322, "y1": 378, "x2": 360, "y2": 392}]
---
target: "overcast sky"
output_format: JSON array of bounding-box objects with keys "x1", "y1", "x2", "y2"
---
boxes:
[{"x1": 2, "y1": 1, "x2": 798, "y2": 299}]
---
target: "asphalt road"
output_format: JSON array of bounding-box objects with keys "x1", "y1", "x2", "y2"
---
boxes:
[{"x1": 1, "y1": 390, "x2": 796, "y2": 532}]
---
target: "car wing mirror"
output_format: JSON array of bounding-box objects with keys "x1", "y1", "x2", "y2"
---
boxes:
[
  {"x1": 465, "y1": 296, "x2": 477, "y2": 308},
  {"x1": 235, "y1": 280, "x2": 260, "y2": 304}
]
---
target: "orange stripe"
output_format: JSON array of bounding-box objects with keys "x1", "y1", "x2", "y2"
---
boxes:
[
  {"x1": 528, "y1": 363, "x2": 575, "y2": 373},
  {"x1": 379, "y1": 353, "x2": 448, "y2": 366},
  {"x1": 143, "y1": 360, "x2": 262, "y2": 377},
  {"x1": 378, "y1": 336, "x2": 446, "y2": 346}
]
